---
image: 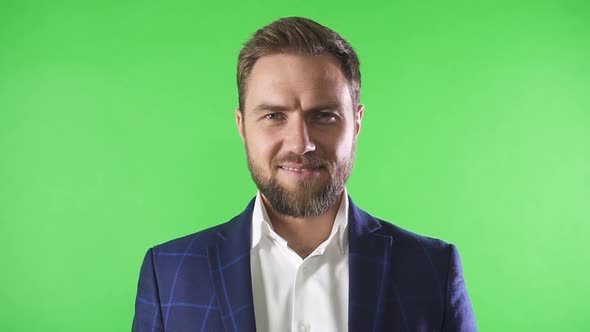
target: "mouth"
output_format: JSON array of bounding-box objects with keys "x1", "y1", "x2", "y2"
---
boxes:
[
  {"x1": 279, "y1": 165, "x2": 323, "y2": 172},
  {"x1": 277, "y1": 164, "x2": 324, "y2": 178}
]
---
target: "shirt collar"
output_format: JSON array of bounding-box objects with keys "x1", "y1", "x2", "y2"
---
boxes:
[{"x1": 251, "y1": 188, "x2": 349, "y2": 254}]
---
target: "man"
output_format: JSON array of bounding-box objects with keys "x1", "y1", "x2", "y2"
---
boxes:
[{"x1": 132, "y1": 17, "x2": 477, "y2": 332}]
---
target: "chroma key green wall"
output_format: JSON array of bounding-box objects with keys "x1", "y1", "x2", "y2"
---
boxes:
[{"x1": 1, "y1": 1, "x2": 588, "y2": 331}]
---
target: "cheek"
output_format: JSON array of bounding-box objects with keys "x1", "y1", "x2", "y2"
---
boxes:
[
  {"x1": 245, "y1": 131, "x2": 281, "y2": 163},
  {"x1": 319, "y1": 125, "x2": 355, "y2": 157},
  {"x1": 334, "y1": 139, "x2": 354, "y2": 160}
]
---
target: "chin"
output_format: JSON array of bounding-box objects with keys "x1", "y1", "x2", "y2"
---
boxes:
[{"x1": 280, "y1": 177, "x2": 325, "y2": 190}]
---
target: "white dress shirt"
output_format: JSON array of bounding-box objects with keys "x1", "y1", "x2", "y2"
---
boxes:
[{"x1": 250, "y1": 189, "x2": 350, "y2": 332}]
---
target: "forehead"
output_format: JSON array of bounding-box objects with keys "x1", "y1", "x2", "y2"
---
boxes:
[{"x1": 244, "y1": 53, "x2": 351, "y2": 111}]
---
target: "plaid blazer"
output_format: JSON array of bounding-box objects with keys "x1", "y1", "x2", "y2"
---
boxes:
[{"x1": 132, "y1": 197, "x2": 477, "y2": 332}]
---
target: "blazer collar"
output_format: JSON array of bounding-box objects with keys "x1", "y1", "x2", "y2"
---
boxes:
[
  {"x1": 207, "y1": 199, "x2": 257, "y2": 332},
  {"x1": 348, "y1": 197, "x2": 394, "y2": 332}
]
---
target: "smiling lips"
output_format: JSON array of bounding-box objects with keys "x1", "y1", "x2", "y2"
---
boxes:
[
  {"x1": 278, "y1": 164, "x2": 323, "y2": 175},
  {"x1": 280, "y1": 166, "x2": 321, "y2": 172}
]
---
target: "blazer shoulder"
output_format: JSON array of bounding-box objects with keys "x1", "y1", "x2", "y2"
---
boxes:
[
  {"x1": 350, "y1": 199, "x2": 451, "y2": 250},
  {"x1": 374, "y1": 216, "x2": 450, "y2": 250}
]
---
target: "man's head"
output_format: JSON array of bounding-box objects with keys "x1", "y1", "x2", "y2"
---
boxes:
[{"x1": 235, "y1": 17, "x2": 364, "y2": 218}]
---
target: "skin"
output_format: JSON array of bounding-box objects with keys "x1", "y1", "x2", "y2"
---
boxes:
[{"x1": 236, "y1": 53, "x2": 364, "y2": 258}]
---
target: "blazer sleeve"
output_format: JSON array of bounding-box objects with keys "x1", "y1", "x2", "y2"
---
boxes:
[
  {"x1": 132, "y1": 248, "x2": 164, "y2": 332},
  {"x1": 442, "y1": 244, "x2": 478, "y2": 332}
]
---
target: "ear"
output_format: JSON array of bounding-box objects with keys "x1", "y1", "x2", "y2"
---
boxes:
[
  {"x1": 354, "y1": 104, "x2": 365, "y2": 140},
  {"x1": 235, "y1": 108, "x2": 246, "y2": 142}
]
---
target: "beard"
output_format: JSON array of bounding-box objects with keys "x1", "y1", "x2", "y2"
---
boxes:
[{"x1": 246, "y1": 148, "x2": 355, "y2": 218}]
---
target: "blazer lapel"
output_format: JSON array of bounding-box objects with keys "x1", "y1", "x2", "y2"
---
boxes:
[
  {"x1": 348, "y1": 197, "x2": 394, "y2": 332},
  {"x1": 207, "y1": 200, "x2": 256, "y2": 332}
]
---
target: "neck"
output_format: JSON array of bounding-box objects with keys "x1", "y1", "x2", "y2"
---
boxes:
[{"x1": 261, "y1": 192, "x2": 344, "y2": 258}]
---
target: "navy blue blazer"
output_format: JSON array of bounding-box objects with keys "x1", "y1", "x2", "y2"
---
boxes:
[{"x1": 132, "y1": 197, "x2": 477, "y2": 331}]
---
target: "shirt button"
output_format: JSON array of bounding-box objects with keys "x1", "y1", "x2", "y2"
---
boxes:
[{"x1": 298, "y1": 321, "x2": 311, "y2": 332}]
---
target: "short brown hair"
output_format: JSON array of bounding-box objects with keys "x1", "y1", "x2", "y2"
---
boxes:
[{"x1": 237, "y1": 17, "x2": 361, "y2": 112}]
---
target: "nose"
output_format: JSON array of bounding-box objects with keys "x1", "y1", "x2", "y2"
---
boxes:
[{"x1": 284, "y1": 115, "x2": 316, "y2": 155}]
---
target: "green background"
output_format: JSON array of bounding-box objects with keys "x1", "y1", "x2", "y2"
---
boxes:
[{"x1": 1, "y1": 0, "x2": 588, "y2": 331}]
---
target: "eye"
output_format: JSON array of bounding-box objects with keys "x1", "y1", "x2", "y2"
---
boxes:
[
  {"x1": 264, "y1": 113, "x2": 283, "y2": 120},
  {"x1": 317, "y1": 112, "x2": 338, "y2": 122}
]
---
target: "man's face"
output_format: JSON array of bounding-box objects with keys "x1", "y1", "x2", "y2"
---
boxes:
[{"x1": 236, "y1": 54, "x2": 364, "y2": 218}]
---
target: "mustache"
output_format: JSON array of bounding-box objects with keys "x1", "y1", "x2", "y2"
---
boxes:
[{"x1": 273, "y1": 153, "x2": 328, "y2": 167}]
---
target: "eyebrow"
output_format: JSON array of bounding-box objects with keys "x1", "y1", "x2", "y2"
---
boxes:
[
  {"x1": 251, "y1": 102, "x2": 341, "y2": 114},
  {"x1": 252, "y1": 104, "x2": 289, "y2": 114}
]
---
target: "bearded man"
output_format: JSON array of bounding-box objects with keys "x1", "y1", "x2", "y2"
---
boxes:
[{"x1": 132, "y1": 17, "x2": 477, "y2": 332}]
